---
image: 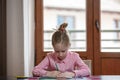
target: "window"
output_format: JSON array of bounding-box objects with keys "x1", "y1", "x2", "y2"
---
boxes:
[
  {"x1": 114, "y1": 19, "x2": 120, "y2": 40},
  {"x1": 101, "y1": 0, "x2": 120, "y2": 52},
  {"x1": 36, "y1": 0, "x2": 120, "y2": 75},
  {"x1": 43, "y1": 0, "x2": 86, "y2": 51},
  {"x1": 57, "y1": 15, "x2": 74, "y2": 30}
]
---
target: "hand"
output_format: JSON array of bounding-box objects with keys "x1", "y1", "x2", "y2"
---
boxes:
[
  {"x1": 32, "y1": 70, "x2": 40, "y2": 77},
  {"x1": 46, "y1": 71, "x2": 61, "y2": 77},
  {"x1": 57, "y1": 72, "x2": 75, "y2": 78}
]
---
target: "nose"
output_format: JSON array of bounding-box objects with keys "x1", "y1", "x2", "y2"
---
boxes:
[
  {"x1": 59, "y1": 52, "x2": 63, "y2": 56},
  {"x1": 58, "y1": 52, "x2": 63, "y2": 57}
]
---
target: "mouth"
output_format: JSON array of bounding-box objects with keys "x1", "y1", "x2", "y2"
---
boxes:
[{"x1": 57, "y1": 56, "x2": 65, "y2": 60}]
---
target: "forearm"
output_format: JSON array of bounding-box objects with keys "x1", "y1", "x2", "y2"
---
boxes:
[
  {"x1": 45, "y1": 71, "x2": 61, "y2": 77},
  {"x1": 73, "y1": 69, "x2": 91, "y2": 77},
  {"x1": 32, "y1": 68, "x2": 47, "y2": 77},
  {"x1": 59, "y1": 72, "x2": 75, "y2": 78}
]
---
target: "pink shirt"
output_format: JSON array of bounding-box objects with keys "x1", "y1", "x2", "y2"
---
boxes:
[{"x1": 32, "y1": 51, "x2": 90, "y2": 77}]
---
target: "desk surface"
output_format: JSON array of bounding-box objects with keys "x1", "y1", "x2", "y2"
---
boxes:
[{"x1": 16, "y1": 75, "x2": 120, "y2": 80}]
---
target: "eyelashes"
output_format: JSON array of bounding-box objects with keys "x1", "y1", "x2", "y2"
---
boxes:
[{"x1": 55, "y1": 50, "x2": 66, "y2": 53}]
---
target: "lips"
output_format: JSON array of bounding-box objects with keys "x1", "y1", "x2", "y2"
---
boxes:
[
  {"x1": 57, "y1": 56, "x2": 64, "y2": 60},
  {"x1": 58, "y1": 57, "x2": 65, "y2": 60}
]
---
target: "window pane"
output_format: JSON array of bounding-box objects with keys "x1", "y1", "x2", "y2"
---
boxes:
[
  {"x1": 43, "y1": 0, "x2": 86, "y2": 51},
  {"x1": 101, "y1": 0, "x2": 120, "y2": 52}
]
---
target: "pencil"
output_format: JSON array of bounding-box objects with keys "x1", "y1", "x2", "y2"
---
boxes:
[
  {"x1": 16, "y1": 76, "x2": 38, "y2": 79},
  {"x1": 55, "y1": 63, "x2": 59, "y2": 71}
]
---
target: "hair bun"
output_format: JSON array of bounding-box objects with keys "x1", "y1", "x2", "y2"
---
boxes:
[{"x1": 58, "y1": 23, "x2": 68, "y2": 31}]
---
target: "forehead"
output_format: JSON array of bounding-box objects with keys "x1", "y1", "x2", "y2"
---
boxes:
[{"x1": 53, "y1": 43, "x2": 68, "y2": 51}]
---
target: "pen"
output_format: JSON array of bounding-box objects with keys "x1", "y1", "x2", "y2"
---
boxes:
[
  {"x1": 55, "y1": 63, "x2": 59, "y2": 71},
  {"x1": 16, "y1": 76, "x2": 38, "y2": 79}
]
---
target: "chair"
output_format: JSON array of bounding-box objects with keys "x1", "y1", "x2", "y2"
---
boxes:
[{"x1": 83, "y1": 60, "x2": 92, "y2": 74}]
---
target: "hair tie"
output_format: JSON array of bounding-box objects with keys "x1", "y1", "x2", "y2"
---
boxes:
[{"x1": 58, "y1": 23, "x2": 68, "y2": 32}]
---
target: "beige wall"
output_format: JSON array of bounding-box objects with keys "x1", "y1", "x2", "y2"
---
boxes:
[
  {"x1": 7, "y1": 0, "x2": 24, "y2": 76},
  {"x1": 7, "y1": 0, "x2": 35, "y2": 77}
]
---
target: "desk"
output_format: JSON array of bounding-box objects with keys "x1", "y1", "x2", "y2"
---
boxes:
[{"x1": 16, "y1": 75, "x2": 120, "y2": 80}]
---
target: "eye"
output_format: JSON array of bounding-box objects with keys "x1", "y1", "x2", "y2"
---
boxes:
[
  {"x1": 55, "y1": 51, "x2": 60, "y2": 53},
  {"x1": 55, "y1": 50, "x2": 66, "y2": 53},
  {"x1": 61, "y1": 50, "x2": 66, "y2": 52}
]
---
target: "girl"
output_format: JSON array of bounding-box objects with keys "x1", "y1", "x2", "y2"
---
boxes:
[{"x1": 32, "y1": 23, "x2": 90, "y2": 78}]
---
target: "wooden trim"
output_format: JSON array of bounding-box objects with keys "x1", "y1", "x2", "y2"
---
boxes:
[
  {"x1": 35, "y1": 0, "x2": 94, "y2": 67},
  {"x1": 35, "y1": 0, "x2": 120, "y2": 75},
  {"x1": 93, "y1": 0, "x2": 101, "y2": 75},
  {"x1": 86, "y1": 0, "x2": 94, "y2": 74},
  {"x1": 86, "y1": 0, "x2": 94, "y2": 59},
  {"x1": 0, "y1": 0, "x2": 6, "y2": 76},
  {"x1": 35, "y1": 0, "x2": 44, "y2": 65}
]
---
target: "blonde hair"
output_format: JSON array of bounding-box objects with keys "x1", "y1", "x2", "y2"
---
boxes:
[{"x1": 52, "y1": 23, "x2": 70, "y2": 47}]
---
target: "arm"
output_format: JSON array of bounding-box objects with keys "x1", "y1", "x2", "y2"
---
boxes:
[
  {"x1": 32, "y1": 54, "x2": 61, "y2": 77},
  {"x1": 32, "y1": 56, "x2": 49, "y2": 77},
  {"x1": 46, "y1": 71, "x2": 61, "y2": 77},
  {"x1": 73, "y1": 54, "x2": 91, "y2": 77},
  {"x1": 57, "y1": 71, "x2": 75, "y2": 78}
]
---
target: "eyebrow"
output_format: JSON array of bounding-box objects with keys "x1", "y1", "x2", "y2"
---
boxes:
[{"x1": 55, "y1": 50, "x2": 67, "y2": 52}]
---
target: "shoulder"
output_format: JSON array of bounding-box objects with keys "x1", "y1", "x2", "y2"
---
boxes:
[
  {"x1": 68, "y1": 51, "x2": 80, "y2": 57},
  {"x1": 67, "y1": 51, "x2": 81, "y2": 62},
  {"x1": 46, "y1": 52, "x2": 56, "y2": 58}
]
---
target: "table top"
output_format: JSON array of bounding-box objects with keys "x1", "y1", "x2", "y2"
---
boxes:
[
  {"x1": 1, "y1": 75, "x2": 119, "y2": 80},
  {"x1": 15, "y1": 75, "x2": 120, "y2": 80}
]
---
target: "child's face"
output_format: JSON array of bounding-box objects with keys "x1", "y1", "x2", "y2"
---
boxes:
[{"x1": 53, "y1": 43, "x2": 69, "y2": 60}]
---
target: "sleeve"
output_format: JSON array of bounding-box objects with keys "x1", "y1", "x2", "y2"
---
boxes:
[
  {"x1": 32, "y1": 55, "x2": 50, "y2": 77},
  {"x1": 73, "y1": 53, "x2": 91, "y2": 77}
]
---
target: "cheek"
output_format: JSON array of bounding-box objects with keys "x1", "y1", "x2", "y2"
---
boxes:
[
  {"x1": 63, "y1": 53, "x2": 67, "y2": 57},
  {"x1": 61, "y1": 53, "x2": 67, "y2": 58}
]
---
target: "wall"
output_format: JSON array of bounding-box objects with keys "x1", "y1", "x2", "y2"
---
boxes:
[
  {"x1": 7, "y1": 0, "x2": 24, "y2": 76},
  {"x1": 7, "y1": 0, "x2": 34, "y2": 77}
]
